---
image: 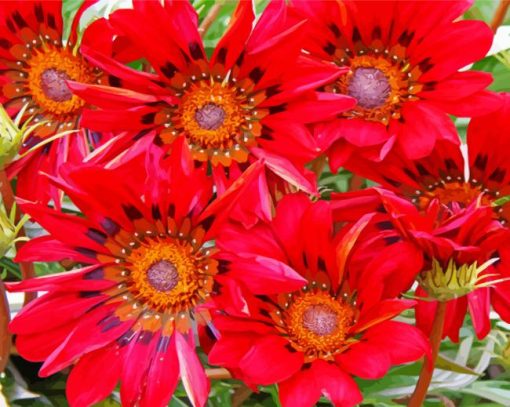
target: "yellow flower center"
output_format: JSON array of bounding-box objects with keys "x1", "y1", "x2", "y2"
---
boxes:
[
  {"x1": 127, "y1": 237, "x2": 213, "y2": 315},
  {"x1": 158, "y1": 76, "x2": 263, "y2": 167},
  {"x1": 415, "y1": 181, "x2": 491, "y2": 210},
  {"x1": 332, "y1": 53, "x2": 422, "y2": 125},
  {"x1": 26, "y1": 47, "x2": 94, "y2": 117},
  {"x1": 280, "y1": 291, "x2": 356, "y2": 361}
]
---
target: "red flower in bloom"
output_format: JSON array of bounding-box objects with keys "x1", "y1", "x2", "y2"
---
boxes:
[
  {"x1": 0, "y1": 0, "x2": 123, "y2": 204},
  {"x1": 368, "y1": 190, "x2": 507, "y2": 341},
  {"x1": 6, "y1": 145, "x2": 279, "y2": 407},
  {"x1": 292, "y1": 0, "x2": 500, "y2": 160},
  {"x1": 208, "y1": 194, "x2": 428, "y2": 407},
  {"x1": 336, "y1": 93, "x2": 510, "y2": 224},
  {"x1": 69, "y1": 0, "x2": 355, "y2": 195}
]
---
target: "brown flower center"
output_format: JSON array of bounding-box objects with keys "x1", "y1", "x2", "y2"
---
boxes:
[
  {"x1": 347, "y1": 67, "x2": 391, "y2": 109},
  {"x1": 146, "y1": 260, "x2": 179, "y2": 292},
  {"x1": 195, "y1": 103, "x2": 226, "y2": 130},
  {"x1": 40, "y1": 68, "x2": 73, "y2": 102}
]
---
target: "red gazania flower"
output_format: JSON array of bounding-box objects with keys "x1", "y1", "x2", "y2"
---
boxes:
[
  {"x1": 292, "y1": 0, "x2": 500, "y2": 160},
  {"x1": 0, "y1": 0, "x2": 124, "y2": 204},
  {"x1": 336, "y1": 92, "x2": 510, "y2": 224},
  {"x1": 6, "y1": 145, "x2": 281, "y2": 407},
  {"x1": 208, "y1": 193, "x2": 428, "y2": 407},
  {"x1": 69, "y1": 0, "x2": 355, "y2": 196},
  {"x1": 370, "y1": 190, "x2": 507, "y2": 341}
]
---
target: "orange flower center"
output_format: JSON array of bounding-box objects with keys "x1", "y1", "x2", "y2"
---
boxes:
[
  {"x1": 279, "y1": 290, "x2": 356, "y2": 361},
  {"x1": 158, "y1": 76, "x2": 263, "y2": 167},
  {"x1": 179, "y1": 82, "x2": 246, "y2": 149},
  {"x1": 415, "y1": 181, "x2": 491, "y2": 210},
  {"x1": 332, "y1": 52, "x2": 422, "y2": 125},
  {"x1": 126, "y1": 237, "x2": 213, "y2": 315},
  {"x1": 26, "y1": 47, "x2": 94, "y2": 117}
]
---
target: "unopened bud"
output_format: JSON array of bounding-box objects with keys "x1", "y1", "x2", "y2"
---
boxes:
[{"x1": 419, "y1": 258, "x2": 498, "y2": 301}]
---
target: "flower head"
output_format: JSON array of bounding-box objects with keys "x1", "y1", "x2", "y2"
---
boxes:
[
  {"x1": 70, "y1": 0, "x2": 355, "y2": 195},
  {"x1": 0, "y1": 0, "x2": 123, "y2": 204},
  {"x1": 293, "y1": 0, "x2": 500, "y2": 160},
  {"x1": 208, "y1": 194, "x2": 428, "y2": 407},
  {"x1": 6, "y1": 146, "x2": 272, "y2": 407}
]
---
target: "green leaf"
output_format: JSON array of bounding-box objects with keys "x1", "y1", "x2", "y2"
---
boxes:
[
  {"x1": 435, "y1": 354, "x2": 480, "y2": 376},
  {"x1": 462, "y1": 381, "x2": 510, "y2": 405}
]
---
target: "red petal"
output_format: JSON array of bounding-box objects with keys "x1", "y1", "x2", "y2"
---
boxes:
[
  {"x1": 239, "y1": 335, "x2": 304, "y2": 385},
  {"x1": 67, "y1": 343, "x2": 123, "y2": 407},
  {"x1": 175, "y1": 332, "x2": 210, "y2": 407}
]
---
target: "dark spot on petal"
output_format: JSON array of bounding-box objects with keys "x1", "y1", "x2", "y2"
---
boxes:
[
  {"x1": 249, "y1": 67, "x2": 264, "y2": 84},
  {"x1": 376, "y1": 221, "x2": 393, "y2": 230},
  {"x1": 217, "y1": 259, "x2": 230, "y2": 274},
  {"x1": 372, "y1": 26, "x2": 382, "y2": 40},
  {"x1": 101, "y1": 217, "x2": 120, "y2": 236},
  {"x1": 34, "y1": 3, "x2": 44, "y2": 22},
  {"x1": 384, "y1": 236, "x2": 400, "y2": 245},
  {"x1": 118, "y1": 329, "x2": 135, "y2": 347},
  {"x1": 445, "y1": 158, "x2": 458, "y2": 170},
  {"x1": 323, "y1": 41, "x2": 336, "y2": 55},
  {"x1": 317, "y1": 257, "x2": 327, "y2": 271},
  {"x1": 76, "y1": 247, "x2": 97, "y2": 258},
  {"x1": 84, "y1": 268, "x2": 105, "y2": 280},
  {"x1": 122, "y1": 204, "x2": 143, "y2": 220},
  {"x1": 137, "y1": 330, "x2": 154, "y2": 345},
  {"x1": 141, "y1": 112, "x2": 156, "y2": 125},
  {"x1": 168, "y1": 203, "x2": 175, "y2": 218},
  {"x1": 269, "y1": 104, "x2": 286, "y2": 114},
  {"x1": 151, "y1": 204, "x2": 161, "y2": 220},
  {"x1": 474, "y1": 154, "x2": 488, "y2": 171},
  {"x1": 403, "y1": 168, "x2": 417, "y2": 180},
  {"x1": 160, "y1": 62, "x2": 177, "y2": 79},
  {"x1": 12, "y1": 11, "x2": 28, "y2": 28},
  {"x1": 99, "y1": 315, "x2": 122, "y2": 332},
  {"x1": 200, "y1": 215, "x2": 215, "y2": 231},
  {"x1": 419, "y1": 57, "x2": 433, "y2": 74},
  {"x1": 489, "y1": 167, "x2": 506, "y2": 183},
  {"x1": 352, "y1": 26, "x2": 362, "y2": 43},
  {"x1": 422, "y1": 82, "x2": 436, "y2": 91},
  {"x1": 47, "y1": 13, "x2": 57, "y2": 30},
  {"x1": 398, "y1": 30, "x2": 414, "y2": 47},
  {"x1": 216, "y1": 47, "x2": 227, "y2": 65},
  {"x1": 6, "y1": 18, "x2": 15, "y2": 33},
  {"x1": 79, "y1": 290, "x2": 101, "y2": 298},
  {"x1": 415, "y1": 163, "x2": 429, "y2": 176},
  {"x1": 108, "y1": 75, "x2": 122, "y2": 87},
  {"x1": 382, "y1": 176, "x2": 401, "y2": 188},
  {"x1": 86, "y1": 228, "x2": 107, "y2": 244},
  {"x1": 189, "y1": 41, "x2": 204, "y2": 60},
  {"x1": 133, "y1": 128, "x2": 152, "y2": 141},
  {"x1": 329, "y1": 23, "x2": 341, "y2": 38},
  {"x1": 265, "y1": 85, "x2": 280, "y2": 98},
  {"x1": 236, "y1": 51, "x2": 245, "y2": 67},
  {"x1": 0, "y1": 39, "x2": 10, "y2": 49}
]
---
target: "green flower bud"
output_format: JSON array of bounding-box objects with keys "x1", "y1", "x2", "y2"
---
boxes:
[
  {"x1": 0, "y1": 105, "x2": 24, "y2": 170},
  {"x1": 419, "y1": 258, "x2": 498, "y2": 301}
]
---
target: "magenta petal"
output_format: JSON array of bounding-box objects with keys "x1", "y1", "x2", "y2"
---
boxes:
[
  {"x1": 312, "y1": 360, "x2": 363, "y2": 407},
  {"x1": 67, "y1": 343, "x2": 123, "y2": 407},
  {"x1": 175, "y1": 332, "x2": 210, "y2": 407}
]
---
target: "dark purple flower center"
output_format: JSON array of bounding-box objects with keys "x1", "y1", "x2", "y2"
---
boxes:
[
  {"x1": 147, "y1": 260, "x2": 179, "y2": 292},
  {"x1": 40, "y1": 68, "x2": 73, "y2": 102},
  {"x1": 347, "y1": 67, "x2": 391, "y2": 109},
  {"x1": 302, "y1": 304, "x2": 338, "y2": 336},
  {"x1": 195, "y1": 103, "x2": 226, "y2": 130}
]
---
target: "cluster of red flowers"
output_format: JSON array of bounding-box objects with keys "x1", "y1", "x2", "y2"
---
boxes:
[{"x1": 1, "y1": 1, "x2": 509, "y2": 406}]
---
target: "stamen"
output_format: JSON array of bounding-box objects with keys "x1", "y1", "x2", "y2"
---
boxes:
[
  {"x1": 147, "y1": 260, "x2": 179, "y2": 292},
  {"x1": 195, "y1": 103, "x2": 226, "y2": 130},
  {"x1": 302, "y1": 304, "x2": 338, "y2": 336},
  {"x1": 348, "y1": 67, "x2": 390, "y2": 109}
]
